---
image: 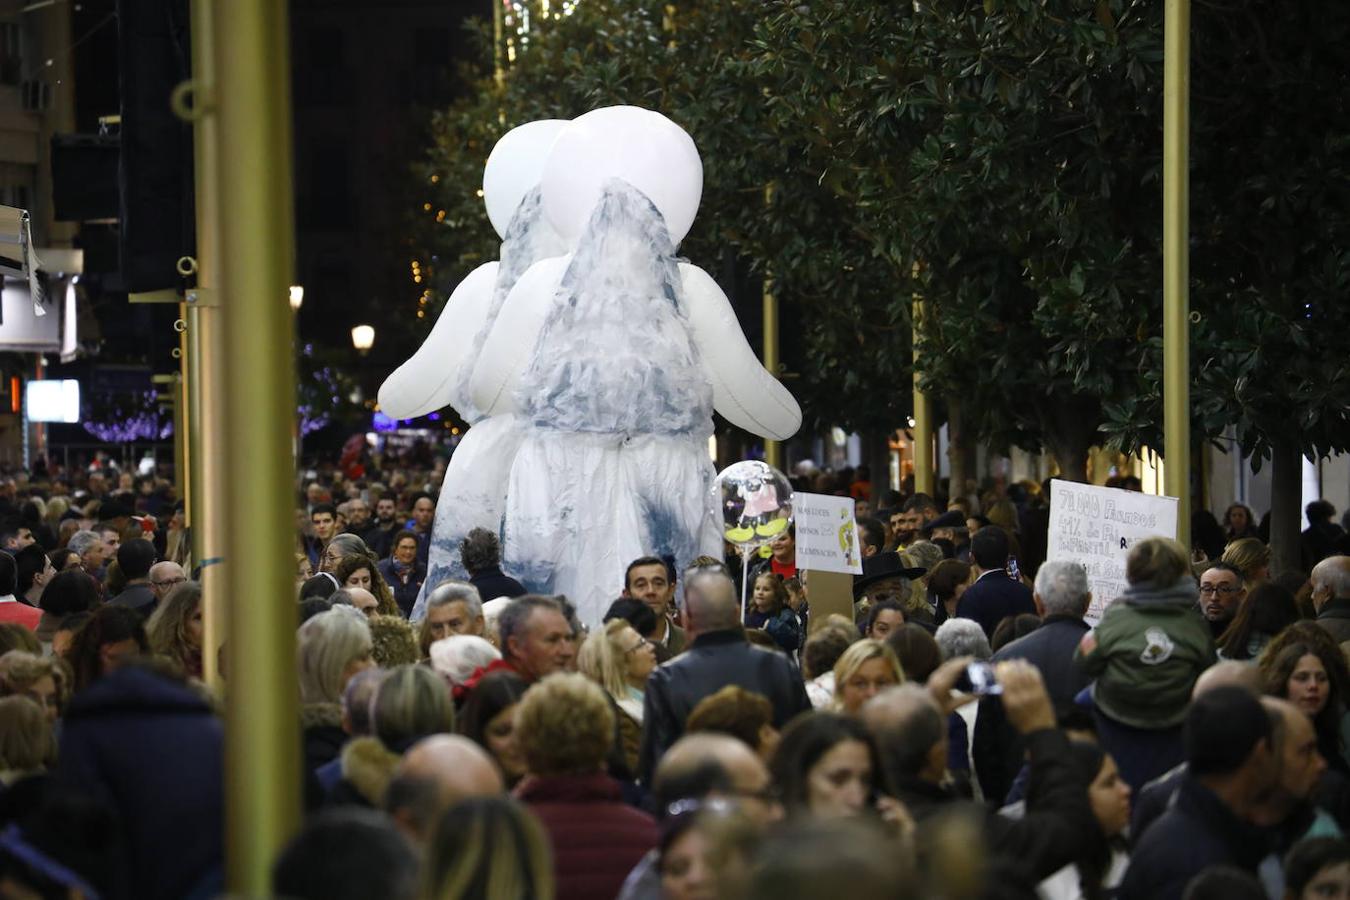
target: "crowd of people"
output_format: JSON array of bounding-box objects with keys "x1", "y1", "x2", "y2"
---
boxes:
[{"x1": 1, "y1": 452, "x2": 1350, "y2": 900}]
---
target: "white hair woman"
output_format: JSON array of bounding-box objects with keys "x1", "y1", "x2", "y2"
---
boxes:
[
  {"x1": 298, "y1": 607, "x2": 373, "y2": 772},
  {"x1": 429, "y1": 634, "x2": 502, "y2": 702}
]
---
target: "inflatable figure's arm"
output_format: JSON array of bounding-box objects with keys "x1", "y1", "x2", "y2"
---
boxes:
[
  {"x1": 377, "y1": 262, "x2": 500, "y2": 419},
  {"x1": 679, "y1": 263, "x2": 802, "y2": 440},
  {"x1": 469, "y1": 257, "x2": 570, "y2": 416}
]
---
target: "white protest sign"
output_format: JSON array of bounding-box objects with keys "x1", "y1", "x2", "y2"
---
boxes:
[
  {"x1": 1047, "y1": 479, "x2": 1179, "y2": 622},
  {"x1": 793, "y1": 492, "x2": 863, "y2": 575}
]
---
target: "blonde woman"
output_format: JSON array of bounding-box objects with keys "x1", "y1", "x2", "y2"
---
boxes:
[
  {"x1": 577, "y1": 619, "x2": 657, "y2": 772},
  {"x1": 832, "y1": 639, "x2": 905, "y2": 716},
  {"x1": 1222, "y1": 537, "x2": 1272, "y2": 586},
  {"x1": 298, "y1": 608, "x2": 374, "y2": 771},
  {"x1": 421, "y1": 796, "x2": 554, "y2": 900},
  {"x1": 145, "y1": 581, "x2": 204, "y2": 680}
]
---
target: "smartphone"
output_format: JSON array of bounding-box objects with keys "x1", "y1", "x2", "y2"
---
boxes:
[
  {"x1": 1006, "y1": 555, "x2": 1020, "y2": 582},
  {"x1": 956, "y1": 661, "x2": 1003, "y2": 696}
]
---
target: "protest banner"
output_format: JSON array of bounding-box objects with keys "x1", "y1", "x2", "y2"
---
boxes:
[{"x1": 1047, "y1": 479, "x2": 1179, "y2": 621}]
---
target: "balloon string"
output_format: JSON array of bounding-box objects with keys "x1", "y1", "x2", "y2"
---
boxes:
[{"x1": 741, "y1": 552, "x2": 750, "y2": 623}]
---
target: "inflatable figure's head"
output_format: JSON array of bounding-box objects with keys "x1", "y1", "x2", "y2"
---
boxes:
[
  {"x1": 482, "y1": 119, "x2": 570, "y2": 239},
  {"x1": 542, "y1": 105, "x2": 703, "y2": 248}
]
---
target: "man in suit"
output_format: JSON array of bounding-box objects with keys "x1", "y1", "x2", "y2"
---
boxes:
[
  {"x1": 623, "y1": 556, "x2": 685, "y2": 661},
  {"x1": 956, "y1": 526, "x2": 1036, "y2": 639}
]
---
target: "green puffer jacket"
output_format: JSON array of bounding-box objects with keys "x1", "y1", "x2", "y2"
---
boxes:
[{"x1": 1076, "y1": 578, "x2": 1217, "y2": 729}]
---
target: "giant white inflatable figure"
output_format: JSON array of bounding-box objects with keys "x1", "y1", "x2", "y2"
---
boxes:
[
  {"x1": 379, "y1": 120, "x2": 570, "y2": 620},
  {"x1": 470, "y1": 106, "x2": 801, "y2": 625}
]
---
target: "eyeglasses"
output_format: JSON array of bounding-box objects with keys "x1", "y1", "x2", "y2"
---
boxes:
[
  {"x1": 1199, "y1": 584, "x2": 1240, "y2": 596},
  {"x1": 152, "y1": 576, "x2": 187, "y2": 589},
  {"x1": 624, "y1": 637, "x2": 652, "y2": 656}
]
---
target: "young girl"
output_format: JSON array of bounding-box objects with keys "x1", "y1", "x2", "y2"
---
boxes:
[{"x1": 745, "y1": 572, "x2": 802, "y2": 654}]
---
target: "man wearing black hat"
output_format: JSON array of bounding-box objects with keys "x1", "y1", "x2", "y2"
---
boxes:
[
  {"x1": 110, "y1": 539, "x2": 160, "y2": 619},
  {"x1": 853, "y1": 551, "x2": 928, "y2": 628},
  {"x1": 1119, "y1": 686, "x2": 1278, "y2": 900},
  {"x1": 955, "y1": 526, "x2": 1036, "y2": 640}
]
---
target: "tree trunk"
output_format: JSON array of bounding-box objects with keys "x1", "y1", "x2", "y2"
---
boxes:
[
  {"x1": 1269, "y1": 440, "x2": 1303, "y2": 576},
  {"x1": 1042, "y1": 395, "x2": 1099, "y2": 484},
  {"x1": 947, "y1": 397, "x2": 977, "y2": 505}
]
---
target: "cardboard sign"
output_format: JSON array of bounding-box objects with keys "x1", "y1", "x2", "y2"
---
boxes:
[
  {"x1": 1046, "y1": 479, "x2": 1179, "y2": 621},
  {"x1": 794, "y1": 492, "x2": 863, "y2": 576}
]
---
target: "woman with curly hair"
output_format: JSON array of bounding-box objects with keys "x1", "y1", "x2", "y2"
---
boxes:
[
  {"x1": 145, "y1": 581, "x2": 204, "y2": 679},
  {"x1": 0, "y1": 650, "x2": 66, "y2": 724},
  {"x1": 1259, "y1": 622, "x2": 1350, "y2": 773},
  {"x1": 335, "y1": 554, "x2": 399, "y2": 617},
  {"x1": 513, "y1": 673, "x2": 657, "y2": 900}
]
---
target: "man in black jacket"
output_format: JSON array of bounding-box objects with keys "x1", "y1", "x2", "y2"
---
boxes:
[
  {"x1": 1119, "y1": 686, "x2": 1278, "y2": 900},
  {"x1": 460, "y1": 527, "x2": 526, "y2": 601},
  {"x1": 972, "y1": 559, "x2": 1093, "y2": 803},
  {"x1": 637, "y1": 568, "x2": 810, "y2": 785},
  {"x1": 863, "y1": 659, "x2": 1097, "y2": 893},
  {"x1": 955, "y1": 526, "x2": 1036, "y2": 639}
]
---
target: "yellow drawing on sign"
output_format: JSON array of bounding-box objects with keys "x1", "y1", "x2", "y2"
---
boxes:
[{"x1": 838, "y1": 509, "x2": 858, "y2": 567}]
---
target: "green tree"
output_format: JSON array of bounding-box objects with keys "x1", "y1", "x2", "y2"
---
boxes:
[{"x1": 410, "y1": 0, "x2": 1350, "y2": 531}]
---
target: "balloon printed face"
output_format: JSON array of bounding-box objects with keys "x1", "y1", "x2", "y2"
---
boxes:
[{"x1": 716, "y1": 461, "x2": 794, "y2": 550}]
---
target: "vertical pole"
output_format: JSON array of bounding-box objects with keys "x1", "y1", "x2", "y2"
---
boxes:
[
  {"x1": 186, "y1": 0, "x2": 229, "y2": 687},
  {"x1": 911, "y1": 291, "x2": 934, "y2": 497},
  {"x1": 212, "y1": 0, "x2": 301, "y2": 891},
  {"x1": 1163, "y1": 0, "x2": 1191, "y2": 548},
  {"x1": 762, "y1": 183, "x2": 782, "y2": 471},
  {"x1": 173, "y1": 306, "x2": 189, "y2": 522},
  {"x1": 492, "y1": 0, "x2": 505, "y2": 88}
]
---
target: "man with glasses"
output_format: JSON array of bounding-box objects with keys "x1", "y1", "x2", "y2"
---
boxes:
[
  {"x1": 1198, "y1": 562, "x2": 1246, "y2": 640},
  {"x1": 149, "y1": 560, "x2": 188, "y2": 605}
]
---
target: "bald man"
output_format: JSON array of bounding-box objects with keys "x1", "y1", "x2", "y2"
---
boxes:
[
  {"x1": 384, "y1": 735, "x2": 503, "y2": 843},
  {"x1": 618, "y1": 733, "x2": 782, "y2": 900},
  {"x1": 637, "y1": 571, "x2": 810, "y2": 785}
]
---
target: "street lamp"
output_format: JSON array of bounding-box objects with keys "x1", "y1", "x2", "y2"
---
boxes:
[
  {"x1": 351, "y1": 324, "x2": 375, "y2": 355},
  {"x1": 288, "y1": 284, "x2": 304, "y2": 311}
]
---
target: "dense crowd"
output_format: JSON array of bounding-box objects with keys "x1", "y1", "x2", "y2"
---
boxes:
[{"x1": 1, "y1": 451, "x2": 1350, "y2": 900}]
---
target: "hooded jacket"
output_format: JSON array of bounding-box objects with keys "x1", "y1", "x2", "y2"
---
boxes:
[{"x1": 1076, "y1": 578, "x2": 1216, "y2": 730}]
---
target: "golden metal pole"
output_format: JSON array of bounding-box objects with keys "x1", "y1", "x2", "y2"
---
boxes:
[
  {"x1": 1163, "y1": 0, "x2": 1191, "y2": 547},
  {"x1": 492, "y1": 0, "x2": 505, "y2": 88},
  {"x1": 184, "y1": 0, "x2": 228, "y2": 689},
  {"x1": 762, "y1": 183, "x2": 782, "y2": 470},
  {"x1": 212, "y1": 0, "x2": 301, "y2": 890},
  {"x1": 911, "y1": 292, "x2": 934, "y2": 496}
]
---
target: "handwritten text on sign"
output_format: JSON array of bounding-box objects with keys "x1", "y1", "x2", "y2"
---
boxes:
[
  {"x1": 793, "y1": 492, "x2": 863, "y2": 576},
  {"x1": 1046, "y1": 479, "x2": 1178, "y2": 622}
]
